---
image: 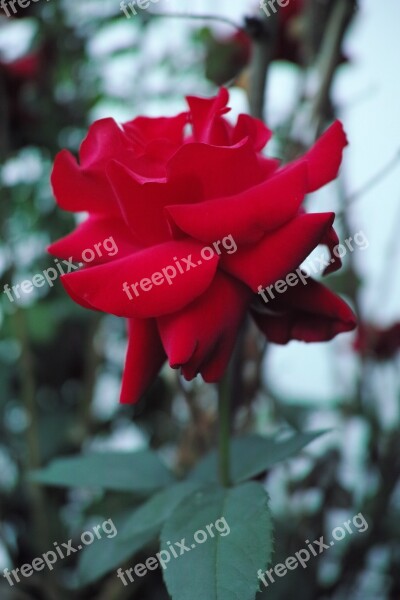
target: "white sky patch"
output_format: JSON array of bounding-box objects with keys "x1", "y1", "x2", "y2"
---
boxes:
[{"x1": 88, "y1": 21, "x2": 140, "y2": 57}]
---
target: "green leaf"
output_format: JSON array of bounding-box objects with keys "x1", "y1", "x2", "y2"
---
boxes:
[
  {"x1": 83, "y1": 492, "x2": 143, "y2": 522},
  {"x1": 30, "y1": 450, "x2": 175, "y2": 493},
  {"x1": 121, "y1": 481, "x2": 204, "y2": 541},
  {"x1": 189, "y1": 430, "x2": 329, "y2": 484},
  {"x1": 161, "y1": 482, "x2": 273, "y2": 600},
  {"x1": 76, "y1": 513, "x2": 157, "y2": 587},
  {"x1": 77, "y1": 482, "x2": 205, "y2": 586}
]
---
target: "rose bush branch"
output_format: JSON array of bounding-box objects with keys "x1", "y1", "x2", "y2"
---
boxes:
[
  {"x1": 147, "y1": 10, "x2": 246, "y2": 35},
  {"x1": 245, "y1": 13, "x2": 279, "y2": 120}
]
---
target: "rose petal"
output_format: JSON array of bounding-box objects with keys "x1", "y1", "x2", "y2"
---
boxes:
[
  {"x1": 120, "y1": 318, "x2": 166, "y2": 404},
  {"x1": 252, "y1": 276, "x2": 356, "y2": 343},
  {"x1": 231, "y1": 113, "x2": 272, "y2": 151},
  {"x1": 158, "y1": 273, "x2": 251, "y2": 378},
  {"x1": 80, "y1": 117, "x2": 168, "y2": 178},
  {"x1": 79, "y1": 118, "x2": 134, "y2": 168},
  {"x1": 221, "y1": 212, "x2": 336, "y2": 291},
  {"x1": 61, "y1": 240, "x2": 219, "y2": 319},
  {"x1": 55, "y1": 274, "x2": 99, "y2": 311},
  {"x1": 124, "y1": 112, "x2": 188, "y2": 148},
  {"x1": 199, "y1": 342, "x2": 236, "y2": 383},
  {"x1": 301, "y1": 120, "x2": 348, "y2": 193},
  {"x1": 144, "y1": 139, "x2": 182, "y2": 163},
  {"x1": 51, "y1": 119, "x2": 170, "y2": 215},
  {"x1": 321, "y1": 225, "x2": 342, "y2": 275},
  {"x1": 48, "y1": 216, "x2": 137, "y2": 265},
  {"x1": 167, "y1": 137, "x2": 276, "y2": 201},
  {"x1": 51, "y1": 149, "x2": 119, "y2": 214},
  {"x1": 186, "y1": 88, "x2": 231, "y2": 145},
  {"x1": 107, "y1": 161, "x2": 203, "y2": 246},
  {"x1": 166, "y1": 161, "x2": 308, "y2": 245}
]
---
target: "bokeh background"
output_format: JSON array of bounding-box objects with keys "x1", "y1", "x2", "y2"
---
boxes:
[{"x1": 0, "y1": 0, "x2": 400, "y2": 598}]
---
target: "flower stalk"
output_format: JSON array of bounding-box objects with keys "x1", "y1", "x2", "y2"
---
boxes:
[{"x1": 218, "y1": 372, "x2": 231, "y2": 488}]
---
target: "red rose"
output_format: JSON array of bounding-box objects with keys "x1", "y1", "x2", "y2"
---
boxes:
[
  {"x1": 355, "y1": 323, "x2": 400, "y2": 360},
  {"x1": 0, "y1": 53, "x2": 41, "y2": 80},
  {"x1": 49, "y1": 88, "x2": 356, "y2": 404}
]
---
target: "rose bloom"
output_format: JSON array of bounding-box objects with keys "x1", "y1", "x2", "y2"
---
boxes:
[
  {"x1": 49, "y1": 88, "x2": 356, "y2": 403},
  {"x1": 355, "y1": 323, "x2": 400, "y2": 361},
  {"x1": 205, "y1": 30, "x2": 252, "y2": 86}
]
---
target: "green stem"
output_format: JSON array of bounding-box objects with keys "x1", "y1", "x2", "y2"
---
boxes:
[{"x1": 218, "y1": 373, "x2": 231, "y2": 488}]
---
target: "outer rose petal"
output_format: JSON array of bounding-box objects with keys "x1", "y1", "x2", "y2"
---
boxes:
[
  {"x1": 48, "y1": 216, "x2": 138, "y2": 264},
  {"x1": 221, "y1": 212, "x2": 336, "y2": 291},
  {"x1": 51, "y1": 149, "x2": 120, "y2": 215},
  {"x1": 301, "y1": 121, "x2": 348, "y2": 193},
  {"x1": 200, "y1": 342, "x2": 238, "y2": 383},
  {"x1": 166, "y1": 161, "x2": 308, "y2": 245},
  {"x1": 79, "y1": 118, "x2": 134, "y2": 168},
  {"x1": 321, "y1": 226, "x2": 342, "y2": 275},
  {"x1": 51, "y1": 118, "x2": 171, "y2": 215},
  {"x1": 157, "y1": 273, "x2": 251, "y2": 379},
  {"x1": 61, "y1": 240, "x2": 219, "y2": 319},
  {"x1": 106, "y1": 161, "x2": 203, "y2": 246},
  {"x1": 62, "y1": 283, "x2": 99, "y2": 311},
  {"x1": 252, "y1": 276, "x2": 356, "y2": 343},
  {"x1": 69, "y1": 117, "x2": 156, "y2": 212},
  {"x1": 120, "y1": 318, "x2": 166, "y2": 404}
]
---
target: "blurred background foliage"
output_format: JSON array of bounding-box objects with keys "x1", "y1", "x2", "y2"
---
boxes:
[{"x1": 0, "y1": 0, "x2": 399, "y2": 598}]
